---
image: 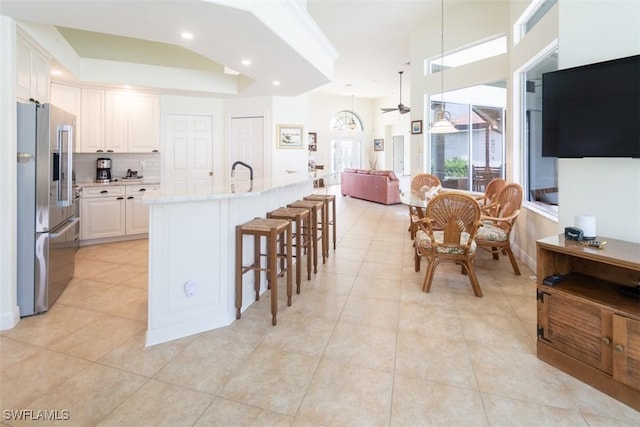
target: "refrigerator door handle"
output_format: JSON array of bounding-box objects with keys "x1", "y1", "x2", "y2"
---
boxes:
[
  {"x1": 49, "y1": 217, "x2": 79, "y2": 239},
  {"x1": 56, "y1": 125, "x2": 74, "y2": 207}
]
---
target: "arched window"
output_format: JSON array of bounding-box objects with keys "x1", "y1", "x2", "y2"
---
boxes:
[{"x1": 330, "y1": 110, "x2": 363, "y2": 131}]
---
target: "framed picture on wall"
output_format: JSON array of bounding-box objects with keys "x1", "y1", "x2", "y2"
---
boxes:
[
  {"x1": 411, "y1": 120, "x2": 423, "y2": 134},
  {"x1": 277, "y1": 124, "x2": 304, "y2": 148},
  {"x1": 308, "y1": 132, "x2": 317, "y2": 151},
  {"x1": 373, "y1": 138, "x2": 384, "y2": 152}
]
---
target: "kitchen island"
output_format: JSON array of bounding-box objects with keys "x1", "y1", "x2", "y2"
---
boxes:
[{"x1": 143, "y1": 173, "x2": 315, "y2": 346}]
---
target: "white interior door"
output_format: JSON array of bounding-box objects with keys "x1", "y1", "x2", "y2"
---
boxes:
[
  {"x1": 163, "y1": 114, "x2": 213, "y2": 195},
  {"x1": 229, "y1": 117, "x2": 265, "y2": 181},
  {"x1": 393, "y1": 135, "x2": 404, "y2": 175}
]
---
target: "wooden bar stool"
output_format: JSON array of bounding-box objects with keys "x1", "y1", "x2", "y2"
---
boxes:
[
  {"x1": 304, "y1": 194, "x2": 336, "y2": 252},
  {"x1": 235, "y1": 218, "x2": 292, "y2": 325},
  {"x1": 267, "y1": 207, "x2": 312, "y2": 293},
  {"x1": 287, "y1": 199, "x2": 326, "y2": 268}
]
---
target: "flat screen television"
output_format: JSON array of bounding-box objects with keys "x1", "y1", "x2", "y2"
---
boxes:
[{"x1": 542, "y1": 54, "x2": 640, "y2": 158}]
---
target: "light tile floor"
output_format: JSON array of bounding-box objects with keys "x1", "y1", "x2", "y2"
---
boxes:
[{"x1": 2, "y1": 188, "x2": 640, "y2": 426}]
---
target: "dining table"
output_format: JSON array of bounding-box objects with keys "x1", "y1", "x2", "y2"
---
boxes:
[{"x1": 400, "y1": 188, "x2": 481, "y2": 234}]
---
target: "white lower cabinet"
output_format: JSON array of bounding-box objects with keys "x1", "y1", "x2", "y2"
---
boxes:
[
  {"x1": 125, "y1": 185, "x2": 154, "y2": 235},
  {"x1": 81, "y1": 187, "x2": 126, "y2": 239},
  {"x1": 81, "y1": 184, "x2": 157, "y2": 241}
]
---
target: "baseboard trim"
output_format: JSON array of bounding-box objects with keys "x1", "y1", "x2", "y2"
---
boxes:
[
  {"x1": 512, "y1": 241, "x2": 536, "y2": 277},
  {"x1": 0, "y1": 306, "x2": 20, "y2": 330}
]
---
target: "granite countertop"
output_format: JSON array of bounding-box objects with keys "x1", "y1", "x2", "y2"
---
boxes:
[{"x1": 143, "y1": 172, "x2": 332, "y2": 204}]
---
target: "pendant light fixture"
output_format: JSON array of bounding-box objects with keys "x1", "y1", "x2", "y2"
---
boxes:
[
  {"x1": 349, "y1": 94, "x2": 356, "y2": 130},
  {"x1": 429, "y1": 0, "x2": 458, "y2": 134}
]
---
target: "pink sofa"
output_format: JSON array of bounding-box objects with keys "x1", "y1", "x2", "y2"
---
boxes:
[{"x1": 341, "y1": 169, "x2": 401, "y2": 205}]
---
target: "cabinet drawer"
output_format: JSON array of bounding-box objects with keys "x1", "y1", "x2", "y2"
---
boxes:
[
  {"x1": 125, "y1": 184, "x2": 157, "y2": 195},
  {"x1": 83, "y1": 186, "x2": 125, "y2": 198}
]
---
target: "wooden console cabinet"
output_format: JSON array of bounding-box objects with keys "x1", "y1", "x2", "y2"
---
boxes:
[{"x1": 536, "y1": 235, "x2": 640, "y2": 410}]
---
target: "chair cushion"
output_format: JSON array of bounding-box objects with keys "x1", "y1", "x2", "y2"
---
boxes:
[
  {"x1": 476, "y1": 223, "x2": 508, "y2": 242},
  {"x1": 415, "y1": 230, "x2": 477, "y2": 254}
]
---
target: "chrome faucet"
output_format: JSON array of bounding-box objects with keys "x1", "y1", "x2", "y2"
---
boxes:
[{"x1": 230, "y1": 161, "x2": 253, "y2": 181}]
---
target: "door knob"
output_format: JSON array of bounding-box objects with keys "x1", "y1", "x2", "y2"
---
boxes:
[
  {"x1": 615, "y1": 344, "x2": 624, "y2": 353},
  {"x1": 601, "y1": 337, "x2": 610, "y2": 345}
]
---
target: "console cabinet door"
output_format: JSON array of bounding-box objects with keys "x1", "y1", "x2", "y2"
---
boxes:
[
  {"x1": 538, "y1": 290, "x2": 613, "y2": 374},
  {"x1": 613, "y1": 314, "x2": 640, "y2": 390}
]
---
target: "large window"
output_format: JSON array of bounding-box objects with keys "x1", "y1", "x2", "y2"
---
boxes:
[
  {"x1": 523, "y1": 50, "x2": 558, "y2": 208},
  {"x1": 515, "y1": 0, "x2": 558, "y2": 42},
  {"x1": 428, "y1": 36, "x2": 507, "y2": 74},
  {"x1": 429, "y1": 84, "x2": 506, "y2": 192},
  {"x1": 331, "y1": 110, "x2": 363, "y2": 131}
]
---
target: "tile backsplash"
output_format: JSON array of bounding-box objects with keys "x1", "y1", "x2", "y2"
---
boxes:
[{"x1": 75, "y1": 152, "x2": 160, "y2": 183}]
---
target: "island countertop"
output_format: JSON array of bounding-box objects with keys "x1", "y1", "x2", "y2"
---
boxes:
[{"x1": 143, "y1": 172, "x2": 325, "y2": 204}]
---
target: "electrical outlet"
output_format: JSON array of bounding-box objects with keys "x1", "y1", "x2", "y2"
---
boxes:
[{"x1": 184, "y1": 280, "x2": 197, "y2": 296}]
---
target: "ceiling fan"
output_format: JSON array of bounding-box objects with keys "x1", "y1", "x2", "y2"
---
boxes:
[{"x1": 381, "y1": 71, "x2": 410, "y2": 114}]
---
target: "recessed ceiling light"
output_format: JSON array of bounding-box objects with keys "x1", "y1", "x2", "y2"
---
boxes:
[
  {"x1": 241, "y1": 59, "x2": 252, "y2": 66},
  {"x1": 50, "y1": 69, "x2": 63, "y2": 76},
  {"x1": 181, "y1": 32, "x2": 194, "y2": 40},
  {"x1": 272, "y1": 81, "x2": 281, "y2": 86}
]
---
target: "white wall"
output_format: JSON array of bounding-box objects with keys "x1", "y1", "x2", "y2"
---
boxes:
[
  {"x1": 0, "y1": 16, "x2": 19, "y2": 329},
  {"x1": 271, "y1": 94, "x2": 309, "y2": 177},
  {"x1": 556, "y1": 0, "x2": 640, "y2": 243}
]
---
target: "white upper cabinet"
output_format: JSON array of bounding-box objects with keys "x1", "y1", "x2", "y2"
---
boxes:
[
  {"x1": 16, "y1": 35, "x2": 50, "y2": 103},
  {"x1": 106, "y1": 91, "x2": 160, "y2": 153},
  {"x1": 50, "y1": 83, "x2": 81, "y2": 151},
  {"x1": 80, "y1": 88, "x2": 105, "y2": 153},
  {"x1": 67, "y1": 88, "x2": 159, "y2": 153}
]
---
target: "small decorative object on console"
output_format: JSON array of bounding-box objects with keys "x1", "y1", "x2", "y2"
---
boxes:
[
  {"x1": 543, "y1": 274, "x2": 565, "y2": 286},
  {"x1": 564, "y1": 226, "x2": 583, "y2": 241},
  {"x1": 580, "y1": 240, "x2": 607, "y2": 249}
]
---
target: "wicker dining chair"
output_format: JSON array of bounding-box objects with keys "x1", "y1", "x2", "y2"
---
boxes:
[
  {"x1": 413, "y1": 192, "x2": 483, "y2": 297},
  {"x1": 476, "y1": 177, "x2": 506, "y2": 217},
  {"x1": 408, "y1": 174, "x2": 442, "y2": 239},
  {"x1": 475, "y1": 182, "x2": 523, "y2": 275}
]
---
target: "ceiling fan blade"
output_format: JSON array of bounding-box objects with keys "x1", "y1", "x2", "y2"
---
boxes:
[{"x1": 381, "y1": 71, "x2": 411, "y2": 115}]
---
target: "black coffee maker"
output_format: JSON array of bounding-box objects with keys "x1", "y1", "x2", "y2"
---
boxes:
[{"x1": 96, "y1": 158, "x2": 112, "y2": 183}]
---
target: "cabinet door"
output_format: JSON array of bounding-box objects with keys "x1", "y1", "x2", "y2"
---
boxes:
[
  {"x1": 613, "y1": 315, "x2": 640, "y2": 390},
  {"x1": 105, "y1": 91, "x2": 129, "y2": 153},
  {"x1": 125, "y1": 196, "x2": 150, "y2": 234},
  {"x1": 16, "y1": 37, "x2": 31, "y2": 101},
  {"x1": 81, "y1": 89, "x2": 105, "y2": 153},
  {"x1": 127, "y1": 94, "x2": 160, "y2": 153},
  {"x1": 31, "y1": 48, "x2": 49, "y2": 103},
  {"x1": 538, "y1": 290, "x2": 613, "y2": 373},
  {"x1": 81, "y1": 197, "x2": 125, "y2": 239},
  {"x1": 51, "y1": 84, "x2": 81, "y2": 150},
  {"x1": 16, "y1": 36, "x2": 49, "y2": 103}
]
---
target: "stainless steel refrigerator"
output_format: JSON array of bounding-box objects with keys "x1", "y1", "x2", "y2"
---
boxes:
[{"x1": 17, "y1": 102, "x2": 79, "y2": 317}]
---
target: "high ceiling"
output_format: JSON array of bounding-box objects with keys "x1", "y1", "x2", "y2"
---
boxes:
[
  {"x1": 307, "y1": 0, "x2": 443, "y2": 99},
  {"x1": 1, "y1": 0, "x2": 456, "y2": 100}
]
